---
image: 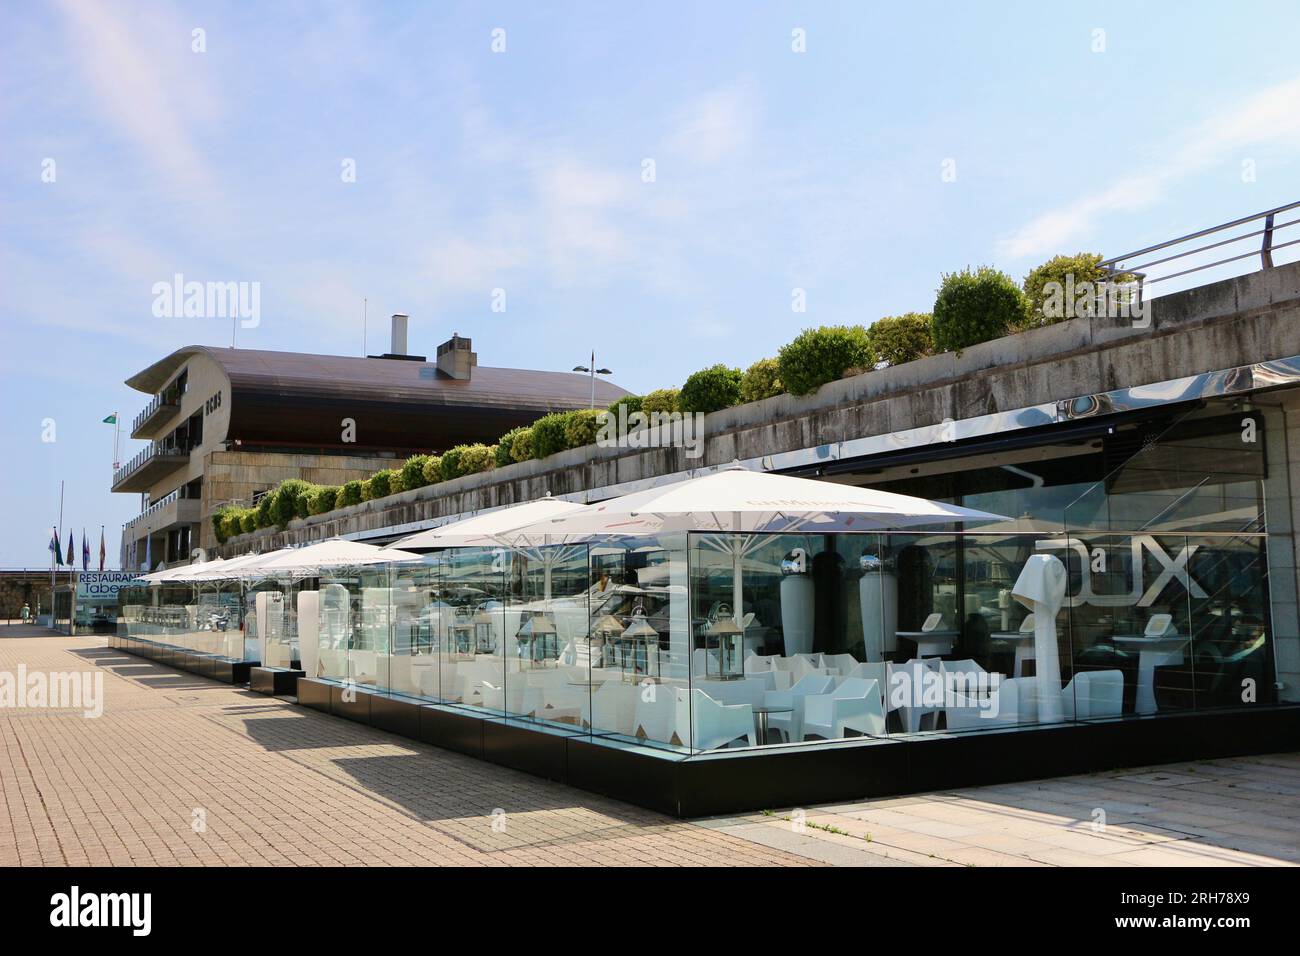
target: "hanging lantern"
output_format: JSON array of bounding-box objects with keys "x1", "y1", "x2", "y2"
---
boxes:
[
  {"x1": 472, "y1": 605, "x2": 497, "y2": 654},
  {"x1": 516, "y1": 612, "x2": 559, "y2": 667},
  {"x1": 590, "y1": 614, "x2": 625, "y2": 670},
  {"x1": 704, "y1": 602, "x2": 744, "y2": 679},
  {"x1": 621, "y1": 602, "x2": 660, "y2": 682},
  {"x1": 449, "y1": 607, "x2": 474, "y2": 657}
]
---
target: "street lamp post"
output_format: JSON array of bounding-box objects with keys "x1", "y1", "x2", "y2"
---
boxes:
[{"x1": 572, "y1": 351, "x2": 613, "y2": 409}]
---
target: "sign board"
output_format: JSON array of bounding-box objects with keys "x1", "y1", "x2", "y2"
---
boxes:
[{"x1": 75, "y1": 571, "x2": 144, "y2": 601}]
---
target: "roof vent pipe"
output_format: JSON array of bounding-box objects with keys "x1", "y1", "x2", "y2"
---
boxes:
[{"x1": 390, "y1": 313, "x2": 409, "y2": 356}]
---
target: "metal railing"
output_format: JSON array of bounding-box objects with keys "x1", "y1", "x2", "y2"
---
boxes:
[
  {"x1": 1100, "y1": 200, "x2": 1300, "y2": 299},
  {"x1": 131, "y1": 389, "x2": 180, "y2": 435},
  {"x1": 112, "y1": 440, "x2": 191, "y2": 487}
]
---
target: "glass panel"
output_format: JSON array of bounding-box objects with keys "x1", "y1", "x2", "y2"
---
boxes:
[
  {"x1": 439, "y1": 547, "x2": 507, "y2": 714},
  {"x1": 1186, "y1": 531, "x2": 1274, "y2": 711},
  {"x1": 589, "y1": 533, "x2": 689, "y2": 752},
  {"x1": 505, "y1": 543, "x2": 589, "y2": 729}
]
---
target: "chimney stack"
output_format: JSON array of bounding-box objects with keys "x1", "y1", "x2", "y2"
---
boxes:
[
  {"x1": 390, "y1": 313, "x2": 409, "y2": 356},
  {"x1": 436, "y1": 333, "x2": 477, "y2": 380}
]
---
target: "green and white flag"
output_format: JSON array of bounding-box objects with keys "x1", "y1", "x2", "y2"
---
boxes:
[{"x1": 102, "y1": 414, "x2": 117, "y2": 424}]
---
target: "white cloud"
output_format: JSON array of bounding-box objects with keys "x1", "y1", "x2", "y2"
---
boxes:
[
  {"x1": 664, "y1": 81, "x2": 758, "y2": 165},
  {"x1": 51, "y1": 0, "x2": 222, "y2": 194},
  {"x1": 996, "y1": 75, "x2": 1300, "y2": 260}
]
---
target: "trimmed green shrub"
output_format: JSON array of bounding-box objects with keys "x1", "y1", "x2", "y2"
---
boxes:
[
  {"x1": 680, "y1": 364, "x2": 743, "y2": 413},
  {"x1": 221, "y1": 510, "x2": 248, "y2": 541},
  {"x1": 1021, "y1": 252, "x2": 1135, "y2": 328},
  {"x1": 401, "y1": 454, "x2": 432, "y2": 491},
  {"x1": 359, "y1": 477, "x2": 375, "y2": 502},
  {"x1": 338, "y1": 480, "x2": 363, "y2": 508},
  {"x1": 508, "y1": 427, "x2": 533, "y2": 463},
  {"x1": 739, "y1": 358, "x2": 783, "y2": 403},
  {"x1": 932, "y1": 266, "x2": 1028, "y2": 351},
  {"x1": 368, "y1": 471, "x2": 392, "y2": 499},
  {"x1": 439, "y1": 445, "x2": 466, "y2": 480},
  {"x1": 421, "y1": 455, "x2": 443, "y2": 484},
  {"x1": 777, "y1": 325, "x2": 874, "y2": 396},
  {"x1": 255, "y1": 492, "x2": 275, "y2": 529},
  {"x1": 496, "y1": 427, "x2": 529, "y2": 467},
  {"x1": 293, "y1": 483, "x2": 319, "y2": 521},
  {"x1": 564, "y1": 409, "x2": 603, "y2": 448},
  {"x1": 868, "y1": 313, "x2": 934, "y2": 367},
  {"x1": 459, "y1": 443, "x2": 496, "y2": 474},
  {"x1": 212, "y1": 508, "x2": 232, "y2": 544},
  {"x1": 240, "y1": 511, "x2": 258, "y2": 535},
  {"x1": 530, "y1": 412, "x2": 570, "y2": 459},
  {"x1": 608, "y1": 394, "x2": 643, "y2": 419},
  {"x1": 440, "y1": 444, "x2": 496, "y2": 479},
  {"x1": 641, "y1": 388, "x2": 680, "y2": 415},
  {"x1": 270, "y1": 479, "x2": 312, "y2": 529},
  {"x1": 307, "y1": 485, "x2": 339, "y2": 515}
]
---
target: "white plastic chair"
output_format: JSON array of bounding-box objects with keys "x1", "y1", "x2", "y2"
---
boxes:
[
  {"x1": 939, "y1": 659, "x2": 991, "y2": 707},
  {"x1": 946, "y1": 676, "x2": 1039, "y2": 730},
  {"x1": 695, "y1": 677, "x2": 766, "y2": 709},
  {"x1": 690, "y1": 689, "x2": 756, "y2": 750},
  {"x1": 765, "y1": 674, "x2": 836, "y2": 743},
  {"x1": 584, "y1": 680, "x2": 638, "y2": 735},
  {"x1": 1062, "y1": 669, "x2": 1124, "y2": 719},
  {"x1": 821, "y1": 653, "x2": 860, "y2": 676},
  {"x1": 634, "y1": 684, "x2": 686, "y2": 745},
  {"x1": 801, "y1": 678, "x2": 886, "y2": 740},
  {"x1": 887, "y1": 658, "x2": 942, "y2": 733}
]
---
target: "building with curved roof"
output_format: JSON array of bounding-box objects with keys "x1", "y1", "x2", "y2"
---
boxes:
[{"x1": 113, "y1": 323, "x2": 627, "y2": 566}]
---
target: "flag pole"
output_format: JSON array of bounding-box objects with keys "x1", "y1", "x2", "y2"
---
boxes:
[{"x1": 54, "y1": 481, "x2": 64, "y2": 629}]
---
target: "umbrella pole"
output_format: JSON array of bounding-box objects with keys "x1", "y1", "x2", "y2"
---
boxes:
[{"x1": 731, "y1": 519, "x2": 744, "y2": 628}]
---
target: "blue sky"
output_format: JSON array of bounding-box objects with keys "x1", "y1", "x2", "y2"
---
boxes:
[{"x1": 2, "y1": 0, "x2": 1299, "y2": 567}]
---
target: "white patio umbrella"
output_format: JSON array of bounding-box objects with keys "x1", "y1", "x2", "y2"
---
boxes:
[
  {"x1": 186, "y1": 549, "x2": 296, "y2": 582},
  {"x1": 139, "y1": 557, "x2": 230, "y2": 584},
  {"x1": 389, "y1": 494, "x2": 590, "y2": 550},
  {"x1": 389, "y1": 494, "x2": 592, "y2": 602},
  {"x1": 245, "y1": 538, "x2": 419, "y2": 578},
  {"x1": 503, "y1": 462, "x2": 1009, "y2": 632}
]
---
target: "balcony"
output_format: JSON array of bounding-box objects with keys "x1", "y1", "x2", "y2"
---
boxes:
[
  {"x1": 130, "y1": 390, "x2": 181, "y2": 439},
  {"x1": 123, "y1": 489, "x2": 202, "y2": 537},
  {"x1": 112, "y1": 441, "x2": 191, "y2": 493}
]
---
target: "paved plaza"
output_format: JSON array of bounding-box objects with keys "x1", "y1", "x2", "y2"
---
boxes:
[{"x1": 2, "y1": 627, "x2": 1297, "y2": 867}]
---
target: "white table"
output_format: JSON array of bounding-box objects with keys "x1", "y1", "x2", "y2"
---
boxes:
[
  {"x1": 1115, "y1": 634, "x2": 1188, "y2": 714},
  {"x1": 991, "y1": 632, "x2": 1036, "y2": 677},
  {"x1": 896, "y1": 629, "x2": 959, "y2": 658}
]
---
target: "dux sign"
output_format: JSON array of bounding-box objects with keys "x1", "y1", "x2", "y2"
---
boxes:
[{"x1": 1034, "y1": 535, "x2": 1207, "y2": 608}]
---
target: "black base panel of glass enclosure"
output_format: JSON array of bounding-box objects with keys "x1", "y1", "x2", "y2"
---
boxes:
[
  {"x1": 481, "y1": 720, "x2": 574, "y2": 783},
  {"x1": 289, "y1": 679, "x2": 1300, "y2": 817},
  {"x1": 296, "y1": 675, "x2": 331, "y2": 712},
  {"x1": 112, "y1": 641, "x2": 254, "y2": 686},
  {"x1": 329, "y1": 684, "x2": 372, "y2": 724},
  {"x1": 250, "y1": 666, "x2": 304, "y2": 696},
  {"x1": 418, "y1": 703, "x2": 485, "y2": 758},
  {"x1": 369, "y1": 694, "x2": 422, "y2": 739},
  {"x1": 668, "y1": 706, "x2": 1300, "y2": 818}
]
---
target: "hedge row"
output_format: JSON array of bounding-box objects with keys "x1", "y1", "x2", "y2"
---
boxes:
[{"x1": 212, "y1": 251, "x2": 1100, "y2": 541}]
